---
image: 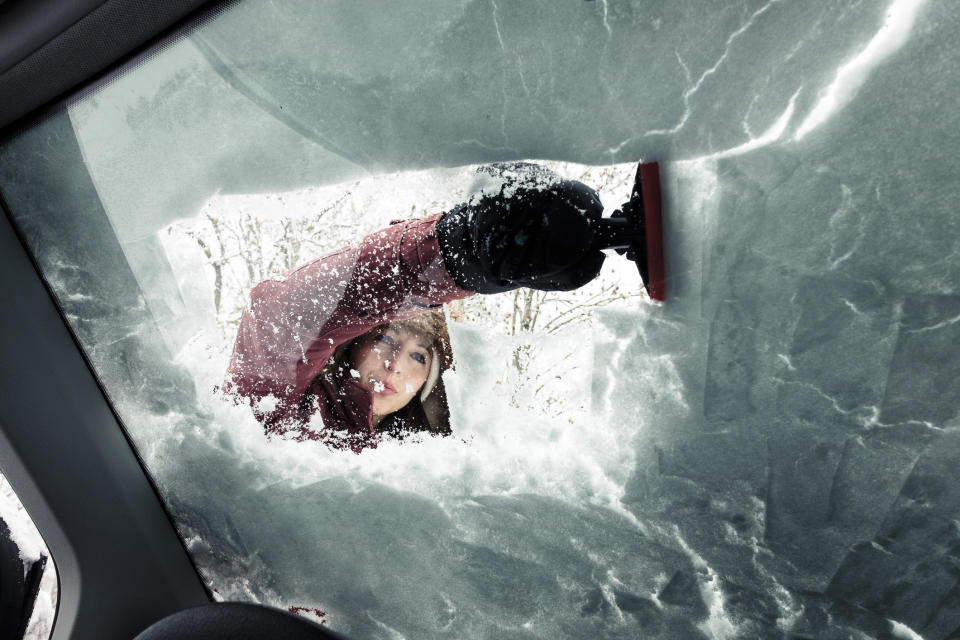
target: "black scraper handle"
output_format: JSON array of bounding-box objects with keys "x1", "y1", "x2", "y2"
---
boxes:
[{"x1": 589, "y1": 162, "x2": 665, "y2": 301}]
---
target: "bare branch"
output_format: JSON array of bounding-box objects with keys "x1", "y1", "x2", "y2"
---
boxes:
[{"x1": 543, "y1": 294, "x2": 643, "y2": 334}]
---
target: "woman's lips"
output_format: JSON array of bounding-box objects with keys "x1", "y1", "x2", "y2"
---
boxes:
[{"x1": 370, "y1": 379, "x2": 398, "y2": 395}]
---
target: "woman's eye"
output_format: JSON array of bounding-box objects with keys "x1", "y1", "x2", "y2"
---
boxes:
[
  {"x1": 412, "y1": 352, "x2": 427, "y2": 365},
  {"x1": 376, "y1": 334, "x2": 395, "y2": 346}
]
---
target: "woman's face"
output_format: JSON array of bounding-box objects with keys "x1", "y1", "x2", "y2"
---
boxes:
[{"x1": 350, "y1": 326, "x2": 433, "y2": 423}]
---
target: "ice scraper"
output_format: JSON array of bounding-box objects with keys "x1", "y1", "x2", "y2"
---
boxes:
[{"x1": 591, "y1": 162, "x2": 666, "y2": 302}]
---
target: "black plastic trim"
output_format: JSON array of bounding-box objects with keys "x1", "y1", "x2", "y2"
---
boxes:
[
  {"x1": 0, "y1": 0, "x2": 220, "y2": 134},
  {"x1": 0, "y1": 123, "x2": 210, "y2": 640},
  {"x1": 0, "y1": 0, "x2": 106, "y2": 74}
]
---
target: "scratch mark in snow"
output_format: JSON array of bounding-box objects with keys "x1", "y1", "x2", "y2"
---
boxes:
[
  {"x1": 675, "y1": 50, "x2": 693, "y2": 84},
  {"x1": 599, "y1": 0, "x2": 612, "y2": 35},
  {"x1": 646, "y1": 0, "x2": 784, "y2": 136},
  {"x1": 672, "y1": 527, "x2": 739, "y2": 640},
  {"x1": 841, "y1": 298, "x2": 863, "y2": 315},
  {"x1": 888, "y1": 618, "x2": 925, "y2": 640},
  {"x1": 794, "y1": 0, "x2": 927, "y2": 140},
  {"x1": 604, "y1": 49, "x2": 691, "y2": 154},
  {"x1": 777, "y1": 354, "x2": 796, "y2": 371},
  {"x1": 368, "y1": 614, "x2": 408, "y2": 640},
  {"x1": 827, "y1": 186, "x2": 864, "y2": 270},
  {"x1": 490, "y1": 0, "x2": 506, "y2": 51},
  {"x1": 774, "y1": 377, "x2": 879, "y2": 428},
  {"x1": 905, "y1": 312, "x2": 960, "y2": 334},
  {"x1": 698, "y1": 87, "x2": 801, "y2": 160},
  {"x1": 490, "y1": 0, "x2": 510, "y2": 144},
  {"x1": 605, "y1": 136, "x2": 637, "y2": 156}
]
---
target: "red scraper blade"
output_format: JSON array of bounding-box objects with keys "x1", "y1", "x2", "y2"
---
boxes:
[{"x1": 639, "y1": 162, "x2": 666, "y2": 302}]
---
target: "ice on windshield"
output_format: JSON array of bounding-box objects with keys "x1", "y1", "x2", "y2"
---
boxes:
[{"x1": 1, "y1": 0, "x2": 958, "y2": 638}]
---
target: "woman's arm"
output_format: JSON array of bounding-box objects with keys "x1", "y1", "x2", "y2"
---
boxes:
[{"x1": 224, "y1": 214, "x2": 472, "y2": 423}]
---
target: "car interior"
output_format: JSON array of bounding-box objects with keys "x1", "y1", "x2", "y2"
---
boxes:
[{"x1": 0, "y1": 1, "x2": 349, "y2": 638}]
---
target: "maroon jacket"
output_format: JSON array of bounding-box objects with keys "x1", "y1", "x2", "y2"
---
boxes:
[{"x1": 225, "y1": 214, "x2": 472, "y2": 448}]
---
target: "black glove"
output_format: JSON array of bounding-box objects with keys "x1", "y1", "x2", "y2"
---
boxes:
[{"x1": 437, "y1": 163, "x2": 606, "y2": 293}]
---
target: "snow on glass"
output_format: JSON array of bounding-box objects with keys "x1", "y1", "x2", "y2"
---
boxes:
[{"x1": 155, "y1": 161, "x2": 657, "y2": 620}]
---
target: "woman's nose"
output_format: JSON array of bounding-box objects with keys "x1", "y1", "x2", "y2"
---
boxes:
[{"x1": 384, "y1": 356, "x2": 400, "y2": 373}]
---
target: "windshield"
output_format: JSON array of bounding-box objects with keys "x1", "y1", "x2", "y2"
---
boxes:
[{"x1": 1, "y1": 0, "x2": 957, "y2": 638}]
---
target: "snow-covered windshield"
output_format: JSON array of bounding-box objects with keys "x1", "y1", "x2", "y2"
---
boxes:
[{"x1": 2, "y1": 0, "x2": 958, "y2": 638}]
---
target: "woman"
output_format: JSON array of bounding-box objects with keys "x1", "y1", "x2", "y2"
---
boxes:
[
  {"x1": 310, "y1": 311, "x2": 457, "y2": 450},
  {"x1": 225, "y1": 163, "x2": 607, "y2": 452}
]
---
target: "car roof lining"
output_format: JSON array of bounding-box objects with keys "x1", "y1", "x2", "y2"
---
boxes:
[{"x1": 0, "y1": 0, "x2": 220, "y2": 134}]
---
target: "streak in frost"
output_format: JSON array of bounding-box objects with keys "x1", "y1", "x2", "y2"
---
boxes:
[{"x1": 794, "y1": 0, "x2": 927, "y2": 140}]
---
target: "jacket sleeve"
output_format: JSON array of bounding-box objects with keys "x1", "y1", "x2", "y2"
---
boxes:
[{"x1": 224, "y1": 214, "x2": 473, "y2": 424}]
